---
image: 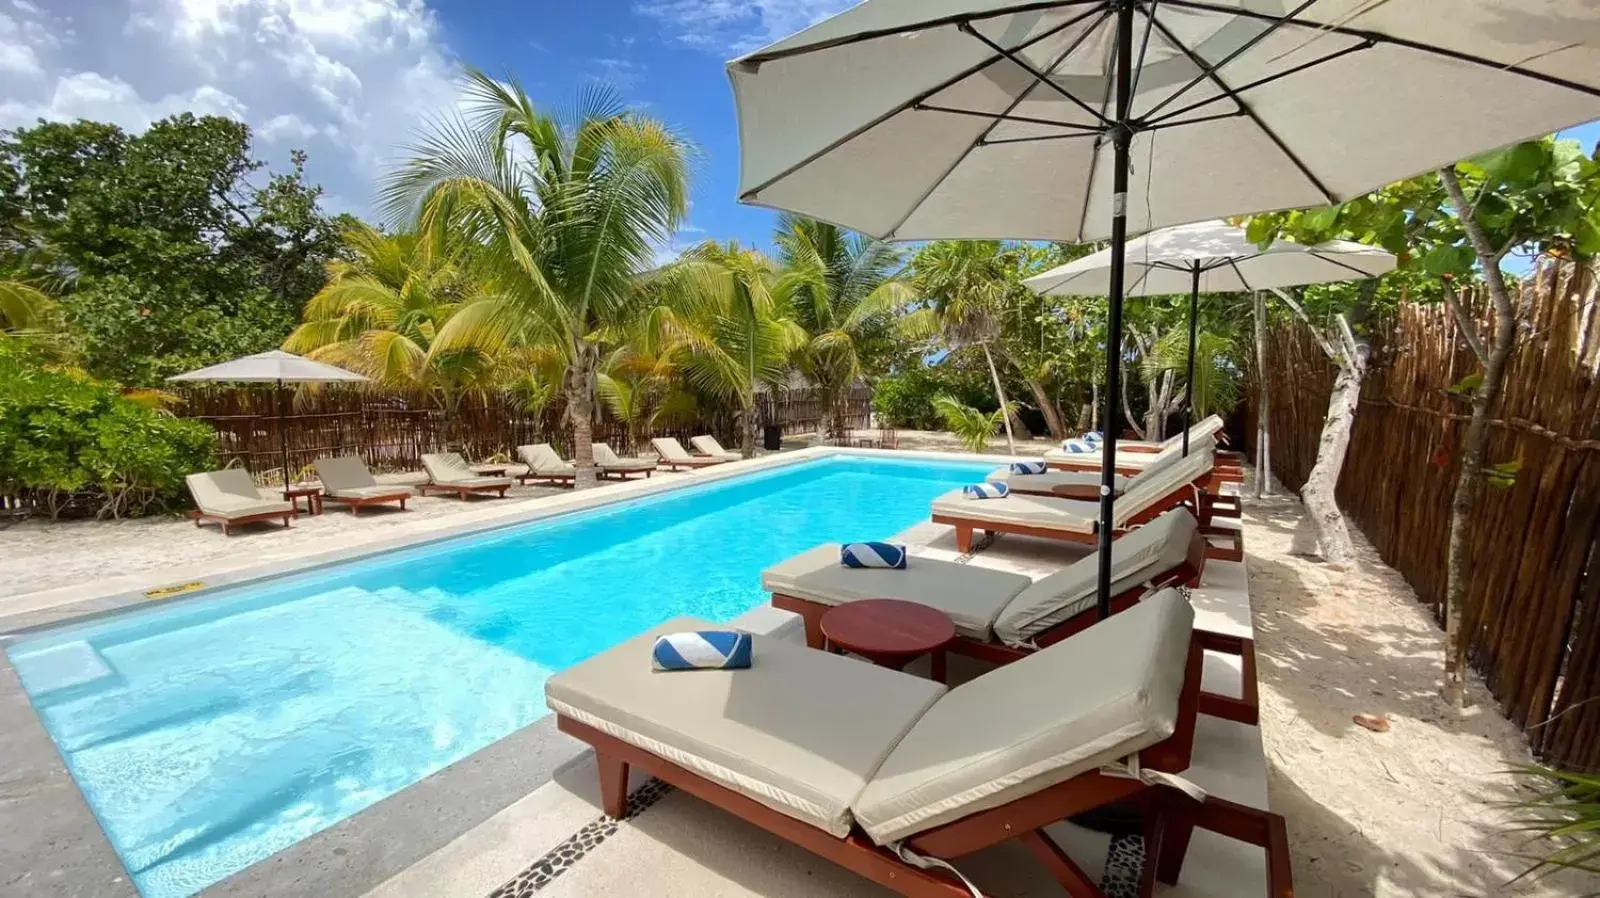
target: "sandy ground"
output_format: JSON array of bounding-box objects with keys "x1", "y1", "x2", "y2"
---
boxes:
[{"x1": 1244, "y1": 486, "x2": 1598, "y2": 897}]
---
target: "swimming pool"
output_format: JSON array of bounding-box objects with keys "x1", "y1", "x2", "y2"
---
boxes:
[{"x1": 5, "y1": 453, "x2": 991, "y2": 898}]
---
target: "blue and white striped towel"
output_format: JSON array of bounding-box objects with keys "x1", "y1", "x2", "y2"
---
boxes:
[
  {"x1": 652, "y1": 631, "x2": 753, "y2": 671},
  {"x1": 840, "y1": 542, "x2": 908, "y2": 569},
  {"x1": 964, "y1": 482, "x2": 1009, "y2": 499},
  {"x1": 1062, "y1": 438, "x2": 1095, "y2": 453},
  {"x1": 1009, "y1": 460, "x2": 1048, "y2": 475},
  {"x1": 1082, "y1": 431, "x2": 1103, "y2": 445}
]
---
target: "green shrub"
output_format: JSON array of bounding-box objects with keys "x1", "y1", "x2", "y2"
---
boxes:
[
  {"x1": 0, "y1": 340, "x2": 216, "y2": 518},
  {"x1": 874, "y1": 363, "x2": 994, "y2": 429},
  {"x1": 931, "y1": 394, "x2": 1013, "y2": 453}
]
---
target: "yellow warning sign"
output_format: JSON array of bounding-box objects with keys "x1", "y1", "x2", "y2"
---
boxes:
[{"x1": 144, "y1": 581, "x2": 206, "y2": 599}]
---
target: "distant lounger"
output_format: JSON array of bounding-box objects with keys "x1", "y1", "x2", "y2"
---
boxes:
[
  {"x1": 650, "y1": 437, "x2": 726, "y2": 470},
  {"x1": 313, "y1": 456, "x2": 411, "y2": 514},
  {"x1": 1045, "y1": 415, "x2": 1225, "y2": 474},
  {"x1": 548, "y1": 590, "x2": 1293, "y2": 898},
  {"x1": 419, "y1": 453, "x2": 513, "y2": 499},
  {"x1": 763, "y1": 508, "x2": 1256, "y2": 726},
  {"x1": 185, "y1": 469, "x2": 297, "y2": 535},
  {"x1": 591, "y1": 443, "x2": 657, "y2": 480},
  {"x1": 933, "y1": 447, "x2": 1217, "y2": 552},
  {"x1": 690, "y1": 435, "x2": 742, "y2": 462},
  {"x1": 517, "y1": 443, "x2": 576, "y2": 486}
]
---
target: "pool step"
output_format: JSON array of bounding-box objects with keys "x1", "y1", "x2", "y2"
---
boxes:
[
  {"x1": 62, "y1": 689, "x2": 246, "y2": 753},
  {"x1": 123, "y1": 735, "x2": 374, "y2": 874},
  {"x1": 16, "y1": 640, "x2": 121, "y2": 705}
]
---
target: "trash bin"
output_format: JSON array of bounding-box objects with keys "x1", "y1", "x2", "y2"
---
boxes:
[{"x1": 763, "y1": 425, "x2": 783, "y2": 451}]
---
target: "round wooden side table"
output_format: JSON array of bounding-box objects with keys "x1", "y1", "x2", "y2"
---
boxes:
[{"x1": 820, "y1": 599, "x2": 956, "y2": 684}]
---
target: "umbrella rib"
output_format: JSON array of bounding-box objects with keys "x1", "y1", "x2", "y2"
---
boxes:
[
  {"x1": 738, "y1": 6, "x2": 1103, "y2": 202},
  {"x1": 882, "y1": 10, "x2": 1112, "y2": 239},
  {"x1": 959, "y1": 22, "x2": 1114, "y2": 127},
  {"x1": 982, "y1": 132, "x2": 1107, "y2": 145},
  {"x1": 1137, "y1": 0, "x2": 1325, "y2": 122},
  {"x1": 1127, "y1": 0, "x2": 1162, "y2": 100},
  {"x1": 1142, "y1": 38, "x2": 1375, "y2": 127},
  {"x1": 914, "y1": 103, "x2": 1105, "y2": 132},
  {"x1": 1225, "y1": 257, "x2": 1257, "y2": 293},
  {"x1": 1308, "y1": 249, "x2": 1389, "y2": 280},
  {"x1": 1145, "y1": 14, "x2": 1339, "y2": 205},
  {"x1": 736, "y1": 0, "x2": 1102, "y2": 67},
  {"x1": 1159, "y1": 0, "x2": 1600, "y2": 100},
  {"x1": 1143, "y1": 109, "x2": 1248, "y2": 131},
  {"x1": 1073, "y1": 24, "x2": 1121, "y2": 242}
]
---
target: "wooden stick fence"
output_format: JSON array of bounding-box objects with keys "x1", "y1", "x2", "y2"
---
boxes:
[{"x1": 1248, "y1": 259, "x2": 1600, "y2": 771}]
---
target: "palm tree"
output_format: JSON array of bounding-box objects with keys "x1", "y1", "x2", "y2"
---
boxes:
[
  {"x1": 282, "y1": 223, "x2": 500, "y2": 445},
  {"x1": 0, "y1": 280, "x2": 53, "y2": 333},
  {"x1": 380, "y1": 73, "x2": 691, "y2": 488},
  {"x1": 666, "y1": 241, "x2": 805, "y2": 456},
  {"x1": 775, "y1": 216, "x2": 912, "y2": 440},
  {"x1": 905, "y1": 240, "x2": 1020, "y2": 454}
]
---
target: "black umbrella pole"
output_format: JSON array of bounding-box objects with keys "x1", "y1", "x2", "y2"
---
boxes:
[
  {"x1": 278, "y1": 379, "x2": 291, "y2": 493},
  {"x1": 1095, "y1": 0, "x2": 1136, "y2": 622},
  {"x1": 1183, "y1": 266, "x2": 1200, "y2": 456}
]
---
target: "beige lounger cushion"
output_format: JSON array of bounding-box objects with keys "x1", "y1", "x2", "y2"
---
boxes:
[
  {"x1": 519, "y1": 444, "x2": 575, "y2": 476},
  {"x1": 421, "y1": 453, "x2": 513, "y2": 488},
  {"x1": 762, "y1": 545, "x2": 1031, "y2": 640},
  {"x1": 1045, "y1": 426, "x2": 1218, "y2": 468},
  {"x1": 186, "y1": 469, "x2": 294, "y2": 519},
  {"x1": 852, "y1": 589, "x2": 1194, "y2": 845},
  {"x1": 591, "y1": 443, "x2": 658, "y2": 471},
  {"x1": 315, "y1": 456, "x2": 412, "y2": 499},
  {"x1": 992, "y1": 509, "x2": 1197, "y2": 646},
  {"x1": 931, "y1": 489, "x2": 1097, "y2": 534},
  {"x1": 328, "y1": 484, "x2": 412, "y2": 500},
  {"x1": 691, "y1": 435, "x2": 742, "y2": 461},
  {"x1": 546, "y1": 616, "x2": 946, "y2": 837},
  {"x1": 985, "y1": 468, "x2": 1129, "y2": 492},
  {"x1": 650, "y1": 437, "x2": 699, "y2": 462}
]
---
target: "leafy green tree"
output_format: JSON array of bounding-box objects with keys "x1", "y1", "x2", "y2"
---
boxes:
[
  {"x1": 775, "y1": 215, "x2": 913, "y2": 438},
  {"x1": 384, "y1": 73, "x2": 692, "y2": 488},
  {"x1": 931, "y1": 394, "x2": 1012, "y2": 453}
]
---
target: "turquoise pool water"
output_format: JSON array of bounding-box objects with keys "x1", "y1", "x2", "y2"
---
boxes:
[{"x1": 5, "y1": 454, "x2": 990, "y2": 898}]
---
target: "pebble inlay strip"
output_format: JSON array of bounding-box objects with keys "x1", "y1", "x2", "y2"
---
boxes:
[{"x1": 485, "y1": 778, "x2": 675, "y2": 897}]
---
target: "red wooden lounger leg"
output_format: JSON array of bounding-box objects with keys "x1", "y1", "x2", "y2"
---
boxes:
[
  {"x1": 598, "y1": 751, "x2": 630, "y2": 818},
  {"x1": 954, "y1": 524, "x2": 973, "y2": 552},
  {"x1": 1019, "y1": 830, "x2": 1101, "y2": 894}
]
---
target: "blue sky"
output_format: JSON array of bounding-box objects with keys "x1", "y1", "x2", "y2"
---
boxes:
[{"x1": 0, "y1": 0, "x2": 1593, "y2": 264}]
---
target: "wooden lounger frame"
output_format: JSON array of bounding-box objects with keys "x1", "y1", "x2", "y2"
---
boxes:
[
  {"x1": 518, "y1": 470, "x2": 576, "y2": 487},
  {"x1": 656, "y1": 457, "x2": 724, "y2": 471},
  {"x1": 417, "y1": 481, "x2": 510, "y2": 499},
  {"x1": 770, "y1": 530, "x2": 1260, "y2": 727},
  {"x1": 320, "y1": 491, "x2": 411, "y2": 514},
  {"x1": 933, "y1": 473, "x2": 1207, "y2": 554},
  {"x1": 599, "y1": 466, "x2": 655, "y2": 480},
  {"x1": 557, "y1": 635, "x2": 1292, "y2": 897},
  {"x1": 189, "y1": 507, "x2": 296, "y2": 535}
]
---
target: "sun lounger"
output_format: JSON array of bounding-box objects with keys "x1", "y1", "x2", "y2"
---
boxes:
[
  {"x1": 185, "y1": 469, "x2": 296, "y2": 535},
  {"x1": 516, "y1": 443, "x2": 576, "y2": 486},
  {"x1": 934, "y1": 447, "x2": 1215, "y2": 552},
  {"x1": 313, "y1": 456, "x2": 412, "y2": 514},
  {"x1": 418, "y1": 452, "x2": 512, "y2": 499},
  {"x1": 763, "y1": 508, "x2": 1255, "y2": 725},
  {"x1": 591, "y1": 443, "x2": 658, "y2": 480},
  {"x1": 690, "y1": 434, "x2": 742, "y2": 462},
  {"x1": 650, "y1": 437, "x2": 726, "y2": 470},
  {"x1": 548, "y1": 590, "x2": 1292, "y2": 897},
  {"x1": 1045, "y1": 416, "x2": 1224, "y2": 474},
  {"x1": 985, "y1": 466, "x2": 1131, "y2": 498}
]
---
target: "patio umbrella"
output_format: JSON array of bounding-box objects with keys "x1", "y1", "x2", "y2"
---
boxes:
[
  {"x1": 727, "y1": 0, "x2": 1600, "y2": 619},
  {"x1": 168, "y1": 350, "x2": 368, "y2": 486},
  {"x1": 1024, "y1": 219, "x2": 1396, "y2": 454}
]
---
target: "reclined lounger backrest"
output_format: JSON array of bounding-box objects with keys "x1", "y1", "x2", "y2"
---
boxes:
[{"x1": 1113, "y1": 447, "x2": 1215, "y2": 528}]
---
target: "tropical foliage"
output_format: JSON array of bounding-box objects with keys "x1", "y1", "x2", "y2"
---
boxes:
[{"x1": 931, "y1": 394, "x2": 1012, "y2": 453}]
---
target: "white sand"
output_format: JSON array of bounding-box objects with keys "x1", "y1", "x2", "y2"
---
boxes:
[{"x1": 1244, "y1": 488, "x2": 1597, "y2": 897}]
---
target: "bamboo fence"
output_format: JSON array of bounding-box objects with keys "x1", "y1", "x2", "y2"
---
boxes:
[
  {"x1": 173, "y1": 387, "x2": 872, "y2": 483},
  {"x1": 1248, "y1": 259, "x2": 1600, "y2": 771}
]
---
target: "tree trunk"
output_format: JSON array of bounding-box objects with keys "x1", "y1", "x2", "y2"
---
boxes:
[
  {"x1": 1291, "y1": 356, "x2": 1361, "y2": 563},
  {"x1": 1024, "y1": 378, "x2": 1068, "y2": 440},
  {"x1": 1120, "y1": 360, "x2": 1145, "y2": 439},
  {"x1": 565, "y1": 341, "x2": 601, "y2": 489},
  {"x1": 1252, "y1": 289, "x2": 1273, "y2": 498},
  {"x1": 1439, "y1": 166, "x2": 1521, "y2": 707},
  {"x1": 981, "y1": 343, "x2": 1017, "y2": 454},
  {"x1": 741, "y1": 399, "x2": 758, "y2": 458}
]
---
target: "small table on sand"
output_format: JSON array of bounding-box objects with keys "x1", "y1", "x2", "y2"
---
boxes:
[
  {"x1": 282, "y1": 484, "x2": 323, "y2": 515},
  {"x1": 820, "y1": 599, "x2": 955, "y2": 684}
]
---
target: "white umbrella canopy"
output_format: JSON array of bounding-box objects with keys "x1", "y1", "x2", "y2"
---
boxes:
[
  {"x1": 167, "y1": 350, "x2": 367, "y2": 384},
  {"x1": 1023, "y1": 219, "x2": 1396, "y2": 296},
  {"x1": 729, "y1": 0, "x2": 1600, "y2": 621},
  {"x1": 1025, "y1": 219, "x2": 1397, "y2": 454},
  {"x1": 169, "y1": 350, "x2": 367, "y2": 485},
  {"x1": 729, "y1": 0, "x2": 1600, "y2": 242}
]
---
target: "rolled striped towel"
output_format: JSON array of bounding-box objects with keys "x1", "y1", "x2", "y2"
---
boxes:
[
  {"x1": 1082, "y1": 431, "x2": 1103, "y2": 445},
  {"x1": 1062, "y1": 438, "x2": 1095, "y2": 453},
  {"x1": 1009, "y1": 460, "x2": 1048, "y2": 475},
  {"x1": 964, "y1": 482, "x2": 1009, "y2": 499},
  {"x1": 840, "y1": 542, "x2": 907, "y2": 569},
  {"x1": 652, "y1": 631, "x2": 753, "y2": 671}
]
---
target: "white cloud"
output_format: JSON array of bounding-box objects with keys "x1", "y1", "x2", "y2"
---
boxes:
[
  {"x1": 591, "y1": 56, "x2": 644, "y2": 90},
  {"x1": 0, "y1": 0, "x2": 463, "y2": 217},
  {"x1": 635, "y1": 0, "x2": 856, "y2": 55}
]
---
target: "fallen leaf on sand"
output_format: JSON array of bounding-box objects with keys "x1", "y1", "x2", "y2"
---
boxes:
[{"x1": 1353, "y1": 713, "x2": 1390, "y2": 733}]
